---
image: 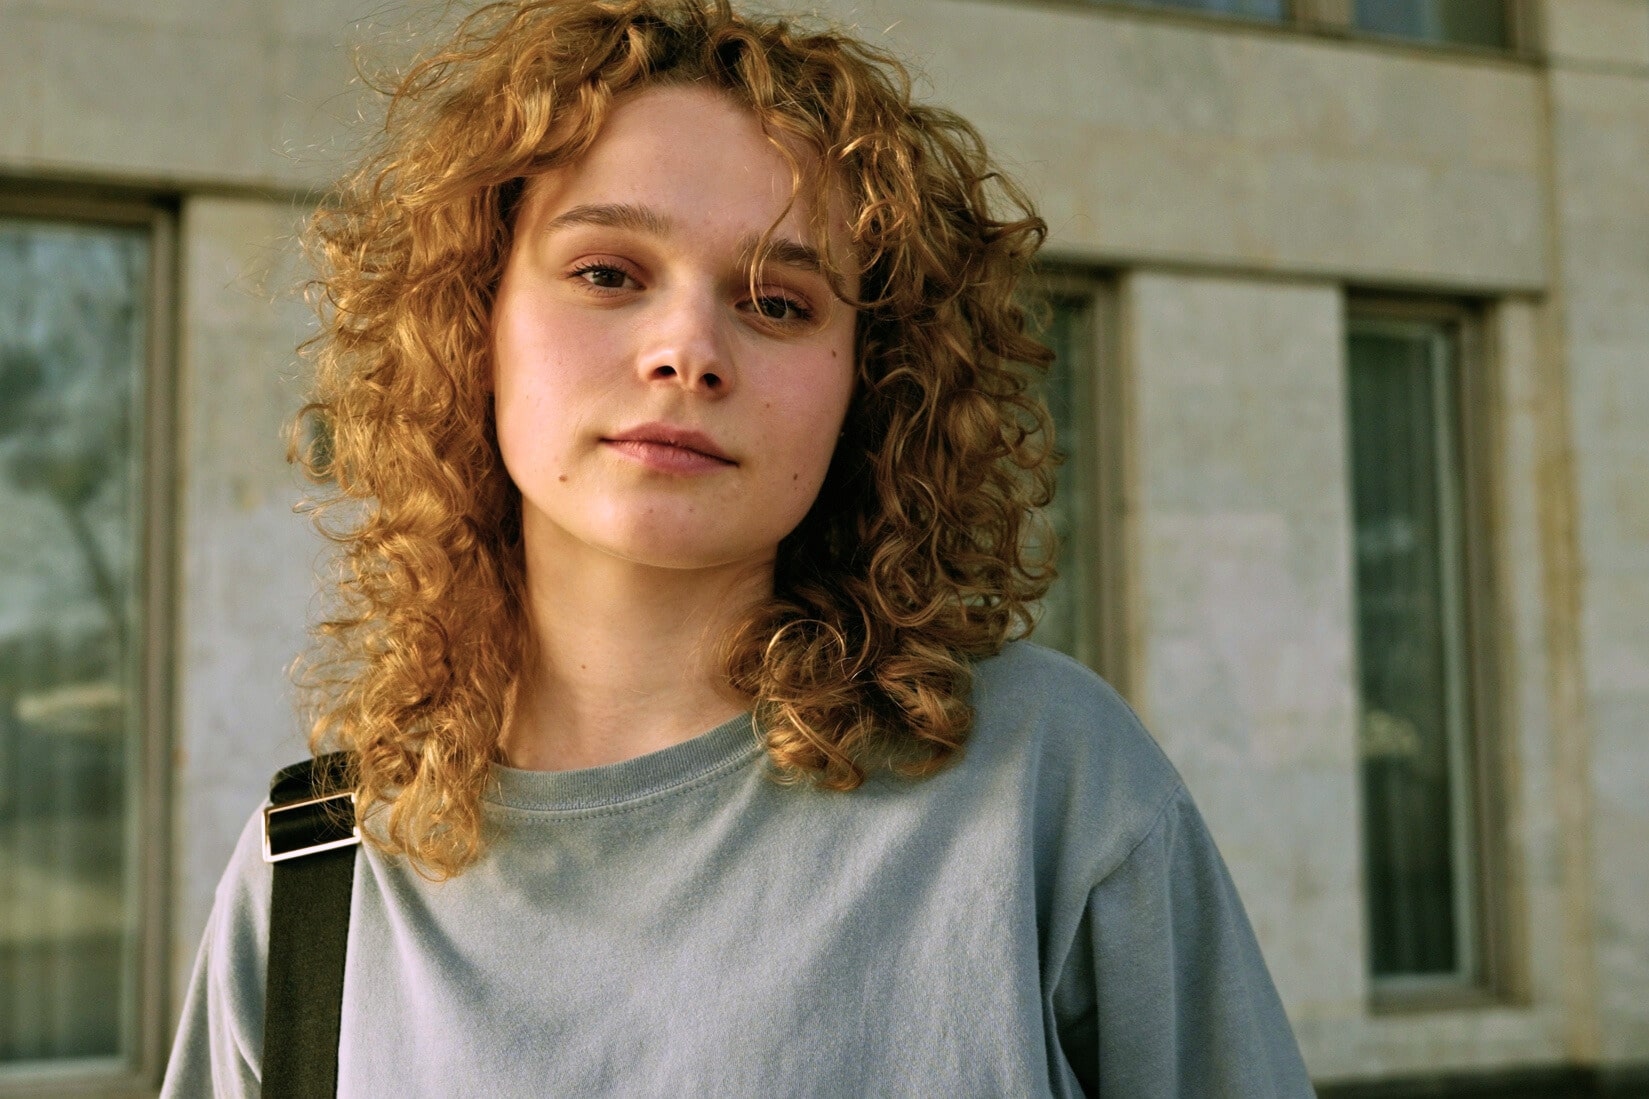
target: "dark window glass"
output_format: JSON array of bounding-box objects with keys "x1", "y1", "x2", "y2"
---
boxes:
[
  {"x1": 1346, "y1": 316, "x2": 1479, "y2": 981},
  {"x1": 1354, "y1": 0, "x2": 1510, "y2": 48},
  {"x1": 1118, "y1": 0, "x2": 1287, "y2": 18},
  {"x1": 1027, "y1": 294, "x2": 1097, "y2": 667},
  {"x1": 0, "y1": 218, "x2": 149, "y2": 1063}
]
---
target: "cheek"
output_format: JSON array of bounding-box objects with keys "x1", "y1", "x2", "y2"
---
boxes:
[
  {"x1": 495, "y1": 294, "x2": 568, "y2": 400},
  {"x1": 492, "y1": 327, "x2": 555, "y2": 473},
  {"x1": 775, "y1": 352, "x2": 855, "y2": 490},
  {"x1": 491, "y1": 297, "x2": 613, "y2": 466}
]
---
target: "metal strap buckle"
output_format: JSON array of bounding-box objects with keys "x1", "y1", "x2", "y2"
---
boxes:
[{"x1": 261, "y1": 791, "x2": 361, "y2": 863}]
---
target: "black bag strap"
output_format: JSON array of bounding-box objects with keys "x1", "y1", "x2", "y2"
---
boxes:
[{"x1": 260, "y1": 752, "x2": 359, "y2": 1099}]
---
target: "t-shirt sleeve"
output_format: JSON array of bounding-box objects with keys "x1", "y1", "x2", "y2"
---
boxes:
[
  {"x1": 159, "y1": 806, "x2": 270, "y2": 1099},
  {"x1": 1050, "y1": 784, "x2": 1316, "y2": 1098}
]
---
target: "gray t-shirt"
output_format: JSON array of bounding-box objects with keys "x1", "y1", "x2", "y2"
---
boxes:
[{"x1": 161, "y1": 642, "x2": 1314, "y2": 1097}]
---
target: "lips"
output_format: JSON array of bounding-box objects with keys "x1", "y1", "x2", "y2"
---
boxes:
[{"x1": 602, "y1": 422, "x2": 735, "y2": 465}]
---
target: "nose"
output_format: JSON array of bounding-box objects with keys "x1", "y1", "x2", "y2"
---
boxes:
[{"x1": 635, "y1": 287, "x2": 732, "y2": 396}]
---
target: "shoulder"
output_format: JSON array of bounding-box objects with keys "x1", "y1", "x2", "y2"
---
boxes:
[
  {"x1": 969, "y1": 640, "x2": 1180, "y2": 797},
  {"x1": 166, "y1": 798, "x2": 275, "y2": 1082},
  {"x1": 967, "y1": 641, "x2": 1187, "y2": 881},
  {"x1": 210, "y1": 800, "x2": 277, "y2": 972}
]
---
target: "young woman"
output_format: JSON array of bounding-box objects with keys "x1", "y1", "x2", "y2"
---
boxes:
[{"x1": 162, "y1": 1, "x2": 1315, "y2": 1095}]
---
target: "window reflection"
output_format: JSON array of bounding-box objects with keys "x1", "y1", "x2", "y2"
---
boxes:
[
  {"x1": 1026, "y1": 293, "x2": 1097, "y2": 669},
  {"x1": 0, "y1": 219, "x2": 148, "y2": 1063},
  {"x1": 1346, "y1": 317, "x2": 1480, "y2": 984},
  {"x1": 1354, "y1": 0, "x2": 1509, "y2": 48},
  {"x1": 1116, "y1": 0, "x2": 1288, "y2": 20}
]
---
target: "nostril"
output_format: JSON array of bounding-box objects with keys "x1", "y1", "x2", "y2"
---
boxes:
[
  {"x1": 702, "y1": 372, "x2": 721, "y2": 389},
  {"x1": 653, "y1": 365, "x2": 677, "y2": 379}
]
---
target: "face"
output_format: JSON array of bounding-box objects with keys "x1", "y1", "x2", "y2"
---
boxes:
[{"x1": 491, "y1": 84, "x2": 858, "y2": 583}]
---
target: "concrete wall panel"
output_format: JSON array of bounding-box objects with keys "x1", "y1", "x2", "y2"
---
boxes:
[
  {"x1": 808, "y1": 0, "x2": 1549, "y2": 289},
  {"x1": 1122, "y1": 272, "x2": 1366, "y2": 1069},
  {"x1": 1493, "y1": 296, "x2": 1599, "y2": 1065},
  {"x1": 1542, "y1": 0, "x2": 1649, "y2": 69},
  {"x1": 1550, "y1": 67, "x2": 1649, "y2": 1065},
  {"x1": 0, "y1": 0, "x2": 403, "y2": 189},
  {"x1": 170, "y1": 195, "x2": 325, "y2": 1020},
  {"x1": 27, "y1": 11, "x2": 274, "y2": 182}
]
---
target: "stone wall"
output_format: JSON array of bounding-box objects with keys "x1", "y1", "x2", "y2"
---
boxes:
[
  {"x1": 829, "y1": 0, "x2": 1547, "y2": 289},
  {"x1": 171, "y1": 196, "x2": 324, "y2": 1007},
  {"x1": 1121, "y1": 271, "x2": 1367, "y2": 1045},
  {"x1": 1543, "y1": 0, "x2": 1649, "y2": 1066}
]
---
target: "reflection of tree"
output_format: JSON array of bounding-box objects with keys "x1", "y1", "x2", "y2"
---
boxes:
[
  {"x1": 0, "y1": 226, "x2": 137, "y2": 1063},
  {"x1": 0, "y1": 345, "x2": 127, "y2": 651}
]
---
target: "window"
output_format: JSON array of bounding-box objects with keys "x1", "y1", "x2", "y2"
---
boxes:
[
  {"x1": 1112, "y1": 0, "x2": 1287, "y2": 20},
  {"x1": 1055, "y1": 0, "x2": 1523, "y2": 53},
  {"x1": 0, "y1": 194, "x2": 173, "y2": 1092},
  {"x1": 1345, "y1": 302, "x2": 1502, "y2": 1004},
  {"x1": 1029, "y1": 289, "x2": 1098, "y2": 666},
  {"x1": 1022, "y1": 275, "x2": 1130, "y2": 695},
  {"x1": 1352, "y1": 0, "x2": 1510, "y2": 48}
]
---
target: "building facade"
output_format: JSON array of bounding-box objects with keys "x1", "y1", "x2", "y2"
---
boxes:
[{"x1": 0, "y1": 0, "x2": 1645, "y2": 1094}]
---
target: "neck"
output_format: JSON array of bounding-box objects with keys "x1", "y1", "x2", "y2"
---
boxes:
[{"x1": 499, "y1": 521, "x2": 769, "y2": 772}]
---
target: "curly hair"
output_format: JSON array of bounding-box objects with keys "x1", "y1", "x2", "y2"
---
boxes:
[{"x1": 292, "y1": 0, "x2": 1058, "y2": 878}]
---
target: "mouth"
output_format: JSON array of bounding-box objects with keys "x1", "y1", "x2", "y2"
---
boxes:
[{"x1": 602, "y1": 423, "x2": 735, "y2": 464}]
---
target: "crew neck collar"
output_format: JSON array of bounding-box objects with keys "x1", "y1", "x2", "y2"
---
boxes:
[{"x1": 485, "y1": 711, "x2": 762, "y2": 812}]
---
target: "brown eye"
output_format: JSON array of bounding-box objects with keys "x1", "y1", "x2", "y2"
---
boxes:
[
  {"x1": 570, "y1": 263, "x2": 636, "y2": 290},
  {"x1": 752, "y1": 294, "x2": 812, "y2": 323}
]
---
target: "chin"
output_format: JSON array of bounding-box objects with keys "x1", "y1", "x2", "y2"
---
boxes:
[
  {"x1": 524, "y1": 501, "x2": 795, "y2": 576},
  {"x1": 602, "y1": 531, "x2": 772, "y2": 573}
]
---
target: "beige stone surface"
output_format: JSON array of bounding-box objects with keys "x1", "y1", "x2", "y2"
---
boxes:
[
  {"x1": 1539, "y1": 0, "x2": 1649, "y2": 69},
  {"x1": 1492, "y1": 296, "x2": 1600, "y2": 1065},
  {"x1": 0, "y1": 0, "x2": 418, "y2": 188},
  {"x1": 1548, "y1": 66, "x2": 1649, "y2": 1064},
  {"x1": 807, "y1": 0, "x2": 1549, "y2": 289},
  {"x1": 1123, "y1": 272, "x2": 1367, "y2": 1064},
  {"x1": 28, "y1": 12, "x2": 273, "y2": 179},
  {"x1": 170, "y1": 195, "x2": 325, "y2": 1020}
]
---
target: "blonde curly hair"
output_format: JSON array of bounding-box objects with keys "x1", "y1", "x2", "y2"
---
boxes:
[{"x1": 293, "y1": 0, "x2": 1058, "y2": 878}]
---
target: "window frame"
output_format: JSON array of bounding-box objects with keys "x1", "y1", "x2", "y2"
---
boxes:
[
  {"x1": 996, "y1": 0, "x2": 1539, "y2": 60},
  {"x1": 0, "y1": 183, "x2": 178, "y2": 1097},
  {"x1": 1099, "y1": 0, "x2": 1295, "y2": 24},
  {"x1": 1343, "y1": 293, "x2": 1514, "y2": 1014},
  {"x1": 1022, "y1": 268, "x2": 1133, "y2": 700},
  {"x1": 1301, "y1": 0, "x2": 1534, "y2": 55}
]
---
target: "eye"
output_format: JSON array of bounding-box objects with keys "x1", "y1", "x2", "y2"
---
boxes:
[
  {"x1": 749, "y1": 293, "x2": 814, "y2": 324},
  {"x1": 568, "y1": 262, "x2": 639, "y2": 291}
]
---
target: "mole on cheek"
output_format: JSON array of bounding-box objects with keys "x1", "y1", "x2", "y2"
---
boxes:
[{"x1": 558, "y1": 474, "x2": 568, "y2": 483}]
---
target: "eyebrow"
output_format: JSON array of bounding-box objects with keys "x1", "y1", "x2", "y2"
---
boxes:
[
  {"x1": 542, "y1": 201, "x2": 825, "y2": 275},
  {"x1": 744, "y1": 236, "x2": 823, "y2": 275},
  {"x1": 542, "y1": 202, "x2": 673, "y2": 238}
]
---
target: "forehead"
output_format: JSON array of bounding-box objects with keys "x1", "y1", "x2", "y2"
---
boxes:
[{"x1": 515, "y1": 84, "x2": 850, "y2": 256}]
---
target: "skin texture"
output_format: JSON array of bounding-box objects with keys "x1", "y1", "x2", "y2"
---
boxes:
[{"x1": 491, "y1": 85, "x2": 859, "y2": 771}]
